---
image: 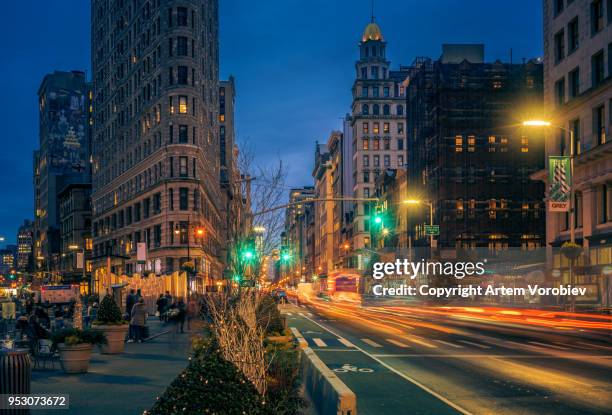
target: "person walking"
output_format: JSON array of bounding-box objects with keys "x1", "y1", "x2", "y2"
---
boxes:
[
  {"x1": 125, "y1": 289, "x2": 136, "y2": 341},
  {"x1": 186, "y1": 295, "x2": 198, "y2": 331},
  {"x1": 155, "y1": 294, "x2": 166, "y2": 321},
  {"x1": 130, "y1": 297, "x2": 147, "y2": 343}
]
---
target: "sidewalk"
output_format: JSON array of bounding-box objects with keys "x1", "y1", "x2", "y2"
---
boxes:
[{"x1": 31, "y1": 318, "x2": 201, "y2": 415}]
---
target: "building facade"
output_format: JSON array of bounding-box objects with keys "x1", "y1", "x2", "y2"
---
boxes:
[
  {"x1": 350, "y1": 21, "x2": 408, "y2": 250},
  {"x1": 284, "y1": 187, "x2": 315, "y2": 282},
  {"x1": 313, "y1": 142, "x2": 334, "y2": 276},
  {"x1": 406, "y1": 45, "x2": 546, "y2": 250},
  {"x1": 540, "y1": 0, "x2": 612, "y2": 306},
  {"x1": 58, "y1": 183, "x2": 92, "y2": 285},
  {"x1": 34, "y1": 71, "x2": 91, "y2": 274},
  {"x1": 90, "y1": 0, "x2": 224, "y2": 290},
  {"x1": 16, "y1": 220, "x2": 34, "y2": 273}
]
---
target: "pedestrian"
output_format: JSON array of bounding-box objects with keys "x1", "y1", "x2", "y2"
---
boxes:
[
  {"x1": 163, "y1": 291, "x2": 173, "y2": 321},
  {"x1": 176, "y1": 297, "x2": 186, "y2": 333},
  {"x1": 186, "y1": 295, "x2": 198, "y2": 331},
  {"x1": 126, "y1": 289, "x2": 136, "y2": 316},
  {"x1": 130, "y1": 297, "x2": 147, "y2": 343},
  {"x1": 155, "y1": 294, "x2": 166, "y2": 321},
  {"x1": 136, "y1": 289, "x2": 142, "y2": 301}
]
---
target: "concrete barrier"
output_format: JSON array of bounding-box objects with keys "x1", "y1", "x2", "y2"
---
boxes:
[{"x1": 298, "y1": 344, "x2": 357, "y2": 415}]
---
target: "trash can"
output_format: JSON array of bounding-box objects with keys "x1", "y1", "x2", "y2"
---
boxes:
[{"x1": 0, "y1": 348, "x2": 31, "y2": 415}]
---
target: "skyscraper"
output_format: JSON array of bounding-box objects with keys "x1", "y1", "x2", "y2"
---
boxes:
[
  {"x1": 16, "y1": 219, "x2": 34, "y2": 272},
  {"x1": 34, "y1": 70, "x2": 91, "y2": 273},
  {"x1": 350, "y1": 20, "x2": 408, "y2": 250},
  {"x1": 90, "y1": 0, "x2": 224, "y2": 290}
]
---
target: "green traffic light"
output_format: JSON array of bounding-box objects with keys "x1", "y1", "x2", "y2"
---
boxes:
[
  {"x1": 233, "y1": 274, "x2": 242, "y2": 282},
  {"x1": 374, "y1": 216, "x2": 382, "y2": 224},
  {"x1": 281, "y1": 253, "x2": 291, "y2": 262},
  {"x1": 243, "y1": 250, "x2": 254, "y2": 259}
]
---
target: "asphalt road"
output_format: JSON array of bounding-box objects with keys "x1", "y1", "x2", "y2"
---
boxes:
[{"x1": 283, "y1": 301, "x2": 612, "y2": 415}]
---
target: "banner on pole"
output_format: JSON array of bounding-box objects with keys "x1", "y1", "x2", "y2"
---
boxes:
[
  {"x1": 548, "y1": 156, "x2": 571, "y2": 212},
  {"x1": 137, "y1": 242, "x2": 147, "y2": 264}
]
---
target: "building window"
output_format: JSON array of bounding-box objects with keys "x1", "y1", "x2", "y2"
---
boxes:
[
  {"x1": 373, "y1": 104, "x2": 380, "y2": 115},
  {"x1": 153, "y1": 192, "x2": 161, "y2": 214},
  {"x1": 384, "y1": 155, "x2": 390, "y2": 167},
  {"x1": 177, "y1": 7, "x2": 188, "y2": 26},
  {"x1": 599, "y1": 184, "x2": 610, "y2": 223},
  {"x1": 570, "y1": 118, "x2": 581, "y2": 155},
  {"x1": 591, "y1": 0, "x2": 604, "y2": 34},
  {"x1": 554, "y1": 0, "x2": 564, "y2": 15},
  {"x1": 362, "y1": 104, "x2": 369, "y2": 115},
  {"x1": 363, "y1": 172, "x2": 369, "y2": 183},
  {"x1": 177, "y1": 36, "x2": 188, "y2": 56},
  {"x1": 177, "y1": 66, "x2": 188, "y2": 84},
  {"x1": 383, "y1": 122, "x2": 390, "y2": 134},
  {"x1": 178, "y1": 125, "x2": 188, "y2": 143},
  {"x1": 398, "y1": 122, "x2": 404, "y2": 134},
  {"x1": 384, "y1": 138, "x2": 390, "y2": 150},
  {"x1": 372, "y1": 86, "x2": 379, "y2": 97},
  {"x1": 397, "y1": 138, "x2": 404, "y2": 150},
  {"x1": 592, "y1": 50, "x2": 605, "y2": 87},
  {"x1": 179, "y1": 188, "x2": 189, "y2": 210},
  {"x1": 364, "y1": 188, "x2": 370, "y2": 198},
  {"x1": 179, "y1": 221, "x2": 188, "y2": 243},
  {"x1": 397, "y1": 155, "x2": 404, "y2": 166},
  {"x1": 363, "y1": 155, "x2": 369, "y2": 167},
  {"x1": 373, "y1": 155, "x2": 380, "y2": 167},
  {"x1": 143, "y1": 198, "x2": 150, "y2": 219},
  {"x1": 179, "y1": 156, "x2": 188, "y2": 177},
  {"x1": 134, "y1": 202, "x2": 141, "y2": 222},
  {"x1": 555, "y1": 77, "x2": 565, "y2": 106},
  {"x1": 372, "y1": 139, "x2": 380, "y2": 150},
  {"x1": 383, "y1": 104, "x2": 390, "y2": 116},
  {"x1": 169, "y1": 96, "x2": 174, "y2": 114},
  {"x1": 397, "y1": 105, "x2": 404, "y2": 116},
  {"x1": 569, "y1": 67, "x2": 580, "y2": 98},
  {"x1": 371, "y1": 66, "x2": 379, "y2": 79},
  {"x1": 178, "y1": 95, "x2": 188, "y2": 113},
  {"x1": 455, "y1": 135, "x2": 463, "y2": 152},
  {"x1": 554, "y1": 29, "x2": 565, "y2": 62},
  {"x1": 363, "y1": 122, "x2": 369, "y2": 134},
  {"x1": 373, "y1": 122, "x2": 380, "y2": 134},
  {"x1": 568, "y1": 17, "x2": 579, "y2": 52},
  {"x1": 154, "y1": 225, "x2": 162, "y2": 248},
  {"x1": 361, "y1": 86, "x2": 368, "y2": 97},
  {"x1": 362, "y1": 139, "x2": 369, "y2": 150},
  {"x1": 594, "y1": 105, "x2": 606, "y2": 145},
  {"x1": 383, "y1": 86, "x2": 389, "y2": 97},
  {"x1": 168, "y1": 188, "x2": 174, "y2": 211},
  {"x1": 168, "y1": 67, "x2": 174, "y2": 85},
  {"x1": 361, "y1": 67, "x2": 367, "y2": 79}
]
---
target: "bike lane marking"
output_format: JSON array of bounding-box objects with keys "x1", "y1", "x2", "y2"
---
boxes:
[{"x1": 297, "y1": 312, "x2": 471, "y2": 415}]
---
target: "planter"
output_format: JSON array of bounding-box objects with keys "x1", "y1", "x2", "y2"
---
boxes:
[
  {"x1": 93, "y1": 324, "x2": 129, "y2": 354},
  {"x1": 58, "y1": 343, "x2": 93, "y2": 374}
]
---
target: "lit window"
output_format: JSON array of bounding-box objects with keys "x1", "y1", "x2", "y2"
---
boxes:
[
  {"x1": 488, "y1": 135, "x2": 496, "y2": 144},
  {"x1": 467, "y1": 136, "x2": 475, "y2": 146},
  {"x1": 363, "y1": 122, "x2": 369, "y2": 134},
  {"x1": 383, "y1": 122, "x2": 390, "y2": 134},
  {"x1": 521, "y1": 147, "x2": 529, "y2": 153},
  {"x1": 500, "y1": 136, "x2": 508, "y2": 144},
  {"x1": 373, "y1": 122, "x2": 380, "y2": 134},
  {"x1": 219, "y1": 114, "x2": 225, "y2": 122},
  {"x1": 178, "y1": 96, "x2": 188, "y2": 114},
  {"x1": 455, "y1": 135, "x2": 463, "y2": 146},
  {"x1": 362, "y1": 139, "x2": 369, "y2": 150}
]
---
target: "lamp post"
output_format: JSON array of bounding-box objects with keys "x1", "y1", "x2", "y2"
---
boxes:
[
  {"x1": 403, "y1": 199, "x2": 435, "y2": 258},
  {"x1": 174, "y1": 217, "x2": 206, "y2": 296},
  {"x1": 522, "y1": 120, "x2": 575, "y2": 244}
]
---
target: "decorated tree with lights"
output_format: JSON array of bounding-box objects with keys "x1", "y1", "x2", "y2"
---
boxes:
[{"x1": 95, "y1": 293, "x2": 123, "y2": 324}]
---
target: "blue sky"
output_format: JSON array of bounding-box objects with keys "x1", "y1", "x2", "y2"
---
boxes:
[{"x1": 0, "y1": 0, "x2": 542, "y2": 245}]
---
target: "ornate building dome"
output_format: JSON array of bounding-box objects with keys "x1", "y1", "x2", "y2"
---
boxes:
[{"x1": 362, "y1": 22, "x2": 383, "y2": 42}]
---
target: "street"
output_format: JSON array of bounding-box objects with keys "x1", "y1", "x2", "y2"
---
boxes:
[{"x1": 283, "y1": 301, "x2": 612, "y2": 415}]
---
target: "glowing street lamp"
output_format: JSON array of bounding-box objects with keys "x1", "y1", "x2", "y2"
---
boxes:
[{"x1": 522, "y1": 119, "x2": 575, "y2": 243}]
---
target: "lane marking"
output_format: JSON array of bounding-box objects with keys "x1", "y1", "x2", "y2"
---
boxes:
[
  {"x1": 434, "y1": 339, "x2": 463, "y2": 349},
  {"x1": 312, "y1": 348, "x2": 360, "y2": 352},
  {"x1": 372, "y1": 354, "x2": 612, "y2": 359},
  {"x1": 312, "y1": 338, "x2": 327, "y2": 347},
  {"x1": 459, "y1": 340, "x2": 491, "y2": 349},
  {"x1": 404, "y1": 336, "x2": 438, "y2": 349},
  {"x1": 386, "y1": 339, "x2": 410, "y2": 348},
  {"x1": 300, "y1": 314, "x2": 472, "y2": 415},
  {"x1": 338, "y1": 338, "x2": 356, "y2": 348},
  {"x1": 361, "y1": 338, "x2": 383, "y2": 348},
  {"x1": 528, "y1": 341, "x2": 568, "y2": 350}
]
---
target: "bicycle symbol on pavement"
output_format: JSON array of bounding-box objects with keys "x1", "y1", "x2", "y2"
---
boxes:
[{"x1": 333, "y1": 364, "x2": 374, "y2": 373}]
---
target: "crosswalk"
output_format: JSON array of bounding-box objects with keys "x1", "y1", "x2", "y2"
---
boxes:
[{"x1": 294, "y1": 332, "x2": 611, "y2": 354}]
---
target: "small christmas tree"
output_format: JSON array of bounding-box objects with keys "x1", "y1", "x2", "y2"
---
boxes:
[{"x1": 95, "y1": 294, "x2": 124, "y2": 324}]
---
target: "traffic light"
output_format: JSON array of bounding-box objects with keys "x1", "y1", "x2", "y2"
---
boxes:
[
  {"x1": 280, "y1": 245, "x2": 292, "y2": 263},
  {"x1": 233, "y1": 274, "x2": 242, "y2": 283},
  {"x1": 240, "y1": 238, "x2": 257, "y2": 262},
  {"x1": 8, "y1": 270, "x2": 16, "y2": 280}
]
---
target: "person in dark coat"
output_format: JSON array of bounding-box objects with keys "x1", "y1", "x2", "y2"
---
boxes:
[
  {"x1": 126, "y1": 289, "x2": 136, "y2": 315},
  {"x1": 155, "y1": 294, "x2": 166, "y2": 321}
]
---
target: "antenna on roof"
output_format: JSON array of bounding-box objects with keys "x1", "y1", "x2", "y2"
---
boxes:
[{"x1": 371, "y1": 0, "x2": 375, "y2": 22}]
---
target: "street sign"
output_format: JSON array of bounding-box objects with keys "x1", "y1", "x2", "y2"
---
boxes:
[
  {"x1": 137, "y1": 242, "x2": 147, "y2": 264},
  {"x1": 424, "y1": 225, "x2": 440, "y2": 236}
]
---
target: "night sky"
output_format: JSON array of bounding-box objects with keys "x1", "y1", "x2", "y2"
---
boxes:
[{"x1": 0, "y1": 0, "x2": 542, "y2": 246}]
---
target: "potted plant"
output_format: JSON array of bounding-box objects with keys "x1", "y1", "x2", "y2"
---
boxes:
[
  {"x1": 92, "y1": 294, "x2": 129, "y2": 354},
  {"x1": 52, "y1": 328, "x2": 106, "y2": 373}
]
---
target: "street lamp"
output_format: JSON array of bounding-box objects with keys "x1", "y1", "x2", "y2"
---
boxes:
[
  {"x1": 522, "y1": 119, "x2": 575, "y2": 244},
  {"x1": 403, "y1": 199, "x2": 435, "y2": 259}
]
